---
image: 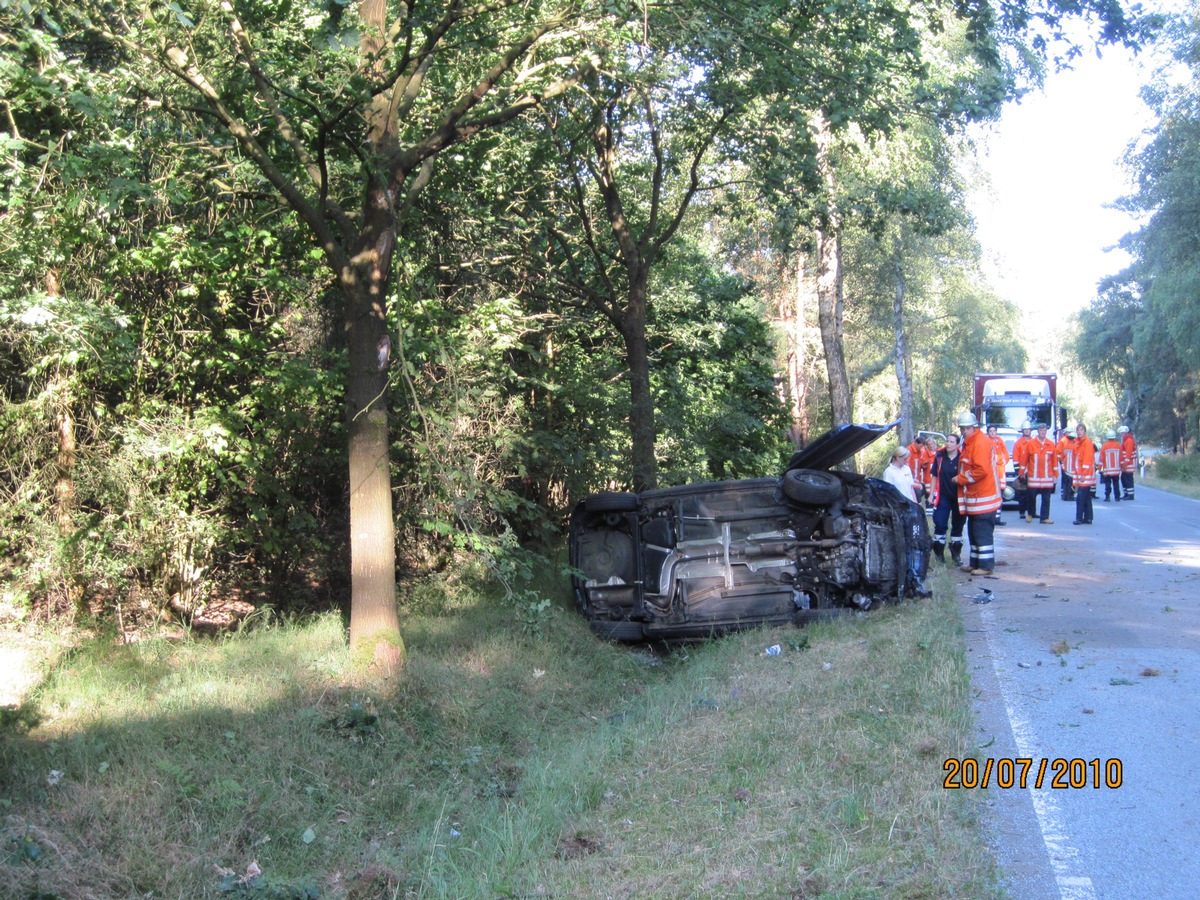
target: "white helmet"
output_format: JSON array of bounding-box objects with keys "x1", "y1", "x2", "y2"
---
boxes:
[
  {"x1": 1107, "y1": 430, "x2": 1117, "y2": 440},
  {"x1": 956, "y1": 411, "x2": 978, "y2": 427},
  {"x1": 1117, "y1": 425, "x2": 1130, "y2": 434},
  {"x1": 1020, "y1": 420, "x2": 1031, "y2": 430}
]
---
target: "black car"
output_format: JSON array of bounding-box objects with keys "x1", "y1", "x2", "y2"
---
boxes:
[{"x1": 569, "y1": 423, "x2": 932, "y2": 641}]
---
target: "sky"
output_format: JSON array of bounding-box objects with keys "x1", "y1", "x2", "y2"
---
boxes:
[{"x1": 968, "y1": 42, "x2": 1157, "y2": 326}]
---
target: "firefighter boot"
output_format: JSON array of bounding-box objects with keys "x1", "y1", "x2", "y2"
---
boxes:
[
  {"x1": 933, "y1": 543, "x2": 945, "y2": 564},
  {"x1": 950, "y1": 541, "x2": 963, "y2": 566}
]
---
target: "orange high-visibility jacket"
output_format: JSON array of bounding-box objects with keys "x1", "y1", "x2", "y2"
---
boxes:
[
  {"x1": 1024, "y1": 436, "x2": 1059, "y2": 489},
  {"x1": 907, "y1": 441, "x2": 935, "y2": 492},
  {"x1": 1100, "y1": 439, "x2": 1123, "y2": 476},
  {"x1": 1012, "y1": 434, "x2": 1032, "y2": 480},
  {"x1": 1121, "y1": 433, "x2": 1138, "y2": 473},
  {"x1": 1056, "y1": 434, "x2": 1076, "y2": 476},
  {"x1": 988, "y1": 434, "x2": 1009, "y2": 489},
  {"x1": 955, "y1": 429, "x2": 1002, "y2": 515},
  {"x1": 1071, "y1": 438, "x2": 1098, "y2": 488}
]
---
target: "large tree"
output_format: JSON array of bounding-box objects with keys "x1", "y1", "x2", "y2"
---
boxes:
[
  {"x1": 1078, "y1": 10, "x2": 1200, "y2": 448},
  {"x1": 50, "y1": 0, "x2": 601, "y2": 674},
  {"x1": 514, "y1": 0, "x2": 954, "y2": 482}
]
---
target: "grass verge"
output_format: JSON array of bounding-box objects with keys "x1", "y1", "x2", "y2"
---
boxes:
[
  {"x1": 1141, "y1": 470, "x2": 1200, "y2": 501},
  {"x1": 2, "y1": 564, "x2": 998, "y2": 898}
]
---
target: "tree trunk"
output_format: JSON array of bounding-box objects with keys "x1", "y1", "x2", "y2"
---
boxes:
[
  {"x1": 781, "y1": 253, "x2": 811, "y2": 447},
  {"x1": 893, "y1": 255, "x2": 914, "y2": 446},
  {"x1": 343, "y1": 274, "x2": 404, "y2": 677},
  {"x1": 55, "y1": 398, "x2": 75, "y2": 535},
  {"x1": 342, "y1": 175, "x2": 405, "y2": 677},
  {"x1": 336, "y1": 0, "x2": 409, "y2": 678},
  {"x1": 46, "y1": 269, "x2": 76, "y2": 536},
  {"x1": 816, "y1": 228, "x2": 852, "y2": 428},
  {"x1": 622, "y1": 274, "x2": 657, "y2": 492},
  {"x1": 813, "y1": 115, "x2": 852, "y2": 431}
]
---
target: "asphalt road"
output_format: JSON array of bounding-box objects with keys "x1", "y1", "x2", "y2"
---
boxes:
[{"x1": 958, "y1": 485, "x2": 1200, "y2": 900}]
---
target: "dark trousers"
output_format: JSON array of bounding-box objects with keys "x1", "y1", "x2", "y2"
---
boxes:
[
  {"x1": 932, "y1": 497, "x2": 965, "y2": 545},
  {"x1": 1121, "y1": 471, "x2": 1135, "y2": 498},
  {"x1": 1075, "y1": 486, "x2": 1094, "y2": 524},
  {"x1": 1061, "y1": 473, "x2": 1074, "y2": 500},
  {"x1": 1015, "y1": 488, "x2": 1028, "y2": 517},
  {"x1": 967, "y1": 515, "x2": 996, "y2": 571},
  {"x1": 1103, "y1": 474, "x2": 1121, "y2": 500},
  {"x1": 1029, "y1": 487, "x2": 1052, "y2": 520}
]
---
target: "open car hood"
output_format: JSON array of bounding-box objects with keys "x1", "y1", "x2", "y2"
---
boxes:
[{"x1": 784, "y1": 421, "x2": 900, "y2": 472}]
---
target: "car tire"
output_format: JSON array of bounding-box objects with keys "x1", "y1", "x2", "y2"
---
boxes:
[
  {"x1": 584, "y1": 492, "x2": 639, "y2": 513},
  {"x1": 591, "y1": 619, "x2": 645, "y2": 642},
  {"x1": 782, "y1": 469, "x2": 842, "y2": 506}
]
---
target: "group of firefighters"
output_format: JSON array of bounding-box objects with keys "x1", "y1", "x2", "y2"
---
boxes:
[{"x1": 901, "y1": 418, "x2": 1139, "y2": 576}]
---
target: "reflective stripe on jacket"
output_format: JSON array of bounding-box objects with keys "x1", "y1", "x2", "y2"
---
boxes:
[
  {"x1": 1025, "y1": 437, "x2": 1059, "y2": 488},
  {"x1": 1121, "y1": 434, "x2": 1138, "y2": 473},
  {"x1": 955, "y1": 429, "x2": 1002, "y2": 515},
  {"x1": 1011, "y1": 435, "x2": 1032, "y2": 475},
  {"x1": 989, "y1": 435, "x2": 1009, "y2": 488},
  {"x1": 1100, "y1": 440, "x2": 1122, "y2": 476},
  {"x1": 1057, "y1": 436, "x2": 1076, "y2": 475},
  {"x1": 1072, "y1": 439, "x2": 1098, "y2": 487}
]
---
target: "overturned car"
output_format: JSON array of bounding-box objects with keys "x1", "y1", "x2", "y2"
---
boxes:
[{"x1": 569, "y1": 423, "x2": 932, "y2": 641}]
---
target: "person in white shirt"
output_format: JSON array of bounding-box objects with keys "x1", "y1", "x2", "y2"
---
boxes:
[{"x1": 882, "y1": 446, "x2": 920, "y2": 502}]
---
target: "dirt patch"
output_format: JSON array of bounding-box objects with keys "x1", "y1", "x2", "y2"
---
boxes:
[{"x1": 0, "y1": 633, "x2": 42, "y2": 708}]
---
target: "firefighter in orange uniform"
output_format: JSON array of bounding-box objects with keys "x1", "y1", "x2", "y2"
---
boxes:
[
  {"x1": 953, "y1": 412, "x2": 1002, "y2": 575},
  {"x1": 1011, "y1": 420, "x2": 1034, "y2": 521},
  {"x1": 1056, "y1": 427, "x2": 1076, "y2": 501},
  {"x1": 1100, "y1": 430, "x2": 1123, "y2": 501},
  {"x1": 907, "y1": 434, "x2": 937, "y2": 505},
  {"x1": 1023, "y1": 423, "x2": 1059, "y2": 523},
  {"x1": 1071, "y1": 424, "x2": 1098, "y2": 524},
  {"x1": 986, "y1": 425, "x2": 1010, "y2": 526},
  {"x1": 1118, "y1": 425, "x2": 1137, "y2": 500}
]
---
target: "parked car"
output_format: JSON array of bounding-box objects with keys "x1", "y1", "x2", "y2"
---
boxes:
[{"x1": 569, "y1": 422, "x2": 933, "y2": 641}]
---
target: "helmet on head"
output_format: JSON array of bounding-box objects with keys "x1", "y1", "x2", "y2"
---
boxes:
[
  {"x1": 956, "y1": 412, "x2": 978, "y2": 428},
  {"x1": 1020, "y1": 420, "x2": 1031, "y2": 430},
  {"x1": 1107, "y1": 430, "x2": 1117, "y2": 440},
  {"x1": 1117, "y1": 425, "x2": 1130, "y2": 434}
]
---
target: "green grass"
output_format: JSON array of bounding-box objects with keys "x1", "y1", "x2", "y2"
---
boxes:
[
  {"x1": 1, "y1": 564, "x2": 998, "y2": 899},
  {"x1": 1142, "y1": 466, "x2": 1200, "y2": 500}
]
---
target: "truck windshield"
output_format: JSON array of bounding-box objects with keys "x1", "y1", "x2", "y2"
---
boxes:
[{"x1": 982, "y1": 406, "x2": 1053, "y2": 430}]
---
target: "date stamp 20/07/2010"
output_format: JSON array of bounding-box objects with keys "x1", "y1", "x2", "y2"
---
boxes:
[{"x1": 943, "y1": 757, "x2": 1123, "y2": 790}]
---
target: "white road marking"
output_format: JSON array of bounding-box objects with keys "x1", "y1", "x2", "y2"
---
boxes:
[{"x1": 979, "y1": 603, "x2": 1097, "y2": 900}]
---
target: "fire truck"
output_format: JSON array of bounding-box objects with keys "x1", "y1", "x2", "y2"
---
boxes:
[{"x1": 973, "y1": 373, "x2": 1068, "y2": 506}]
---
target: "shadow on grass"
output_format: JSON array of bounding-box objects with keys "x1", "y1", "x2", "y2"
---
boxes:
[{"x1": 1, "y1": 579, "x2": 1000, "y2": 899}]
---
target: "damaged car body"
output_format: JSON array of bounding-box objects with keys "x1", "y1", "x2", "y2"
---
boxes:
[{"x1": 569, "y1": 423, "x2": 932, "y2": 641}]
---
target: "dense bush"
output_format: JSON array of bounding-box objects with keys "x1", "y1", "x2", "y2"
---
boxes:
[{"x1": 1150, "y1": 451, "x2": 1200, "y2": 483}]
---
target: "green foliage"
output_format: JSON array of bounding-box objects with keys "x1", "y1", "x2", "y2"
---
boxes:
[
  {"x1": 0, "y1": 0, "x2": 1162, "y2": 634},
  {"x1": 651, "y1": 251, "x2": 793, "y2": 483},
  {"x1": 1, "y1": 205, "x2": 344, "y2": 617},
  {"x1": 1152, "y1": 451, "x2": 1200, "y2": 483},
  {"x1": 1079, "y1": 11, "x2": 1200, "y2": 448}
]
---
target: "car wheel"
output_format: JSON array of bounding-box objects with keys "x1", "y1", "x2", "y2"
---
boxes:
[
  {"x1": 584, "y1": 491, "x2": 639, "y2": 512},
  {"x1": 591, "y1": 619, "x2": 645, "y2": 642},
  {"x1": 782, "y1": 469, "x2": 842, "y2": 506}
]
